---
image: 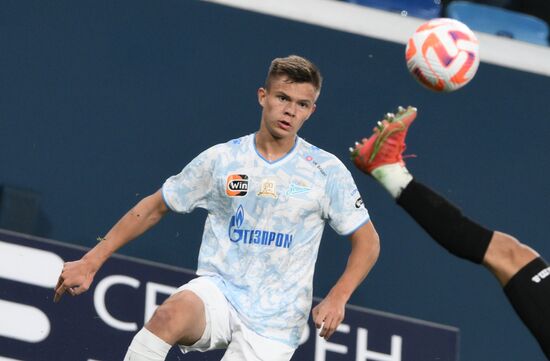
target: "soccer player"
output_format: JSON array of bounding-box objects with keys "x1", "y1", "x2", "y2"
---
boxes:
[
  {"x1": 350, "y1": 106, "x2": 550, "y2": 359},
  {"x1": 53, "y1": 55, "x2": 380, "y2": 361}
]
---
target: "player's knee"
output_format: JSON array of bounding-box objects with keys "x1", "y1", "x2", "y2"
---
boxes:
[
  {"x1": 147, "y1": 301, "x2": 180, "y2": 339},
  {"x1": 146, "y1": 291, "x2": 205, "y2": 345},
  {"x1": 491, "y1": 232, "x2": 538, "y2": 264},
  {"x1": 484, "y1": 231, "x2": 540, "y2": 284}
]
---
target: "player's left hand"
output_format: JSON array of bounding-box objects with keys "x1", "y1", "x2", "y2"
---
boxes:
[{"x1": 311, "y1": 295, "x2": 346, "y2": 340}]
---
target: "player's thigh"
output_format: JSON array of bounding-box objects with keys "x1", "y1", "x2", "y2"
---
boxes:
[
  {"x1": 221, "y1": 315, "x2": 295, "y2": 361},
  {"x1": 146, "y1": 289, "x2": 206, "y2": 345},
  {"x1": 177, "y1": 277, "x2": 232, "y2": 353}
]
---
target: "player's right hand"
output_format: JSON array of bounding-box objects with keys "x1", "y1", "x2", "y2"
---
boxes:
[{"x1": 53, "y1": 258, "x2": 97, "y2": 303}]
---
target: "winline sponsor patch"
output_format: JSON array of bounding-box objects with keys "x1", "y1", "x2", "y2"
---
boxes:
[{"x1": 226, "y1": 174, "x2": 249, "y2": 197}]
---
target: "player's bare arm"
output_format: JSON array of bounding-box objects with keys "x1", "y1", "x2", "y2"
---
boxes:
[
  {"x1": 312, "y1": 221, "x2": 380, "y2": 340},
  {"x1": 53, "y1": 190, "x2": 169, "y2": 303}
]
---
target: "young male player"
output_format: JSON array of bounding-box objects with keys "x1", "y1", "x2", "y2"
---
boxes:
[
  {"x1": 53, "y1": 55, "x2": 380, "y2": 360},
  {"x1": 350, "y1": 106, "x2": 549, "y2": 359}
]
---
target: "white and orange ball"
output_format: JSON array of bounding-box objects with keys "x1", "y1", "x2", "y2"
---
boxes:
[{"x1": 405, "y1": 18, "x2": 480, "y2": 92}]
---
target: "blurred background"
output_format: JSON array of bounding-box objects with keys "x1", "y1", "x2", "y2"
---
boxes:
[{"x1": 1, "y1": 0, "x2": 549, "y2": 360}]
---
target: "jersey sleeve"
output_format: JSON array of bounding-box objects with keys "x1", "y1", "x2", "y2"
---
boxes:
[
  {"x1": 161, "y1": 144, "x2": 220, "y2": 213},
  {"x1": 325, "y1": 161, "x2": 371, "y2": 236}
]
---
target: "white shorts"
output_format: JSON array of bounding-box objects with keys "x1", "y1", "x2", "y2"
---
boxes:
[{"x1": 175, "y1": 276, "x2": 296, "y2": 361}]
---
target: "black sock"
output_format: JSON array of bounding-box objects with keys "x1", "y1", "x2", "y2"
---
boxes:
[
  {"x1": 396, "y1": 179, "x2": 493, "y2": 264},
  {"x1": 504, "y1": 257, "x2": 550, "y2": 359}
]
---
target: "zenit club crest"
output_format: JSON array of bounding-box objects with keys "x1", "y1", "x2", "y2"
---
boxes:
[
  {"x1": 226, "y1": 174, "x2": 249, "y2": 197},
  {"x1": 287, "y1": 182, "x2": 311, "y2": 197}
]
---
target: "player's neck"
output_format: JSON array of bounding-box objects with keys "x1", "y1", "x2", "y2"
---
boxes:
[{"x1": 254, "y1": 131, "x2": 297, "y2": 162}]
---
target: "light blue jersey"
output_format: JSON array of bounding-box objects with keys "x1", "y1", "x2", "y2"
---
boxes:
[{"x1": 162, "y1": 133, "x2": 370, "y2": 348}]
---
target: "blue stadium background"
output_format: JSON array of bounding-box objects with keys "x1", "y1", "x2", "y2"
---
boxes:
[{"x1": 1, "y1": 1, "x2": 549, "y2": 360}]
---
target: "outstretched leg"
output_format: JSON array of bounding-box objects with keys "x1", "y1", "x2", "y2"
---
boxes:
[{"x1": 350, "y1": 106, "x2": 550, "y2": 358}]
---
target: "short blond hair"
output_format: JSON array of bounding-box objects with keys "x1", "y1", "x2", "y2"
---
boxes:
[{"x1": 265, "y1": 55, "x2": 323, "y2": 94}]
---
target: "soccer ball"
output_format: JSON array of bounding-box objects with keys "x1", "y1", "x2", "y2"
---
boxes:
[{"x1": 405, "y1": 18, "x2": 480, "y2": 92}]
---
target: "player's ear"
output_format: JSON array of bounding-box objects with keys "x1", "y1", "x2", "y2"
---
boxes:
[
  {"x1": 257, "y1": 87, "x2": 267, "y2": 107},
  {"x1": 305, "y1": 103, "x2": 316, "y2": 121}
]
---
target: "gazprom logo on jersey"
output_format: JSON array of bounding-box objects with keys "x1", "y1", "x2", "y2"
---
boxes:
[{"x1": 228, "y1": 205, "x2": 293, "y2": 248}]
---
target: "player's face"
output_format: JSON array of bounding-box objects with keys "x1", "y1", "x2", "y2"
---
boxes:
[{"x1": 258, "y1": 76, "x2": 318, "y2": 140}]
